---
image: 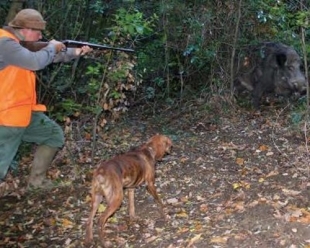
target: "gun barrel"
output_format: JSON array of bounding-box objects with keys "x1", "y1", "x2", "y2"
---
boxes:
[
  {"x1": 62, "y1": 40, "x2": 135, "y2": 53},
  {"x1": 20, "y1": 40, "x2": 135, "y2": 53}
]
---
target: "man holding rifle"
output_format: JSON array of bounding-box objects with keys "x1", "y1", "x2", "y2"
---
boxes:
[{"x1": 0, "y1": 8, "x2": 92, "y2": 197}]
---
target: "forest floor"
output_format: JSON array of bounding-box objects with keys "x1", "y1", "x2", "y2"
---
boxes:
[{"x1": 1, "y1": 96, "x2": 310, "y2": 248}]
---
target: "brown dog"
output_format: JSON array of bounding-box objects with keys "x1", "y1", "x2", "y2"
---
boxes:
[{"x1": 85, "y1": 134, "x2": 172, "y2": 244}]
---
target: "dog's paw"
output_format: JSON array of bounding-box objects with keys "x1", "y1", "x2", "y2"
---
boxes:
[
  {"x1": 83, "y1": 239, "x2": 92, "y2": 247},
  {"x1": 128, "y1": 215, "x2": 139, "y2": 224},
  {"x1": 99, "y1": 237, "x2": 113, "y2": 247}
]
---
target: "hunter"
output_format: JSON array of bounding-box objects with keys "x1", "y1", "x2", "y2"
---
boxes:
[{"x1": 0, "y1": 9, "x2": 92, "y2": 197}]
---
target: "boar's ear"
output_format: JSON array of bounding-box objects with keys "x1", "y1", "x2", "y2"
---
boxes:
[{"x1": 275, "y1": 53, "x2": 287, "y2": 67}]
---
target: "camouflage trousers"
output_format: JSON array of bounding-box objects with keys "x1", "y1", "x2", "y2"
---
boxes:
[{"x1": 0, "y1": 112, "x2": 64, "y2": 180}]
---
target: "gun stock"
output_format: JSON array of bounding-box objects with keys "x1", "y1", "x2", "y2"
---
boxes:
[
  {"x1": 20, "y1": 40, "x2": 135, "y2": 53},
  {"x1": 20, "y1": 41, "x2": 48, "y2": 52}
]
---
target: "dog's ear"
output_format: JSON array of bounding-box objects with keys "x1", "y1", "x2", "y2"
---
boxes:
[
  {"x1": 164, "y1": 137, "x2": 172, "y2": 152},
  {"x1": 146, "y1": 146, "x2": 156, "y2": 159}
]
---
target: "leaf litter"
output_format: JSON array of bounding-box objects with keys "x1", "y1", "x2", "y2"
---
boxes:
[{"x1": 1, "y1": 102, "x2": 310, "y2": 247}]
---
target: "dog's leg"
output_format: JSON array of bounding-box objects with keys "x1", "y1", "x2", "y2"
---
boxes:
[
  {"x1": 99, "y1": 190, "x2": 123, "y2": 236},
  {"x1": 85, "y1": 193, "x2": 103, "y2": 244},
  {"x1": 146, "y1": 181, "x2": 166, "y2": 220},
  {"x1": 128, "y1": 188, "x2": 136, "y2": 220}
]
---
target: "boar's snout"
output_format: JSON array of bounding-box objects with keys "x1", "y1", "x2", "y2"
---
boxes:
[{"x1": 290, "y1": 76, "x2": 307, "y2": 94}]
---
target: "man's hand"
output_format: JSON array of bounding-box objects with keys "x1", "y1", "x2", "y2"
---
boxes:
[
  {"x1": 75, "y1": 46, "x2": 93, "y2": 56},
  {"x1": 49, "y1": 39, "x2": 66, "y2": 53}
]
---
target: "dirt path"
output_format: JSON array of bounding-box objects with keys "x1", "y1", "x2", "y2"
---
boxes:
[{"x1": 1, "y1": 102, "x2": 310, "y2": 248}]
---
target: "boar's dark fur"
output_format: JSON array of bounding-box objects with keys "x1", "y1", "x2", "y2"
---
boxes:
[{"x1": 235, "y1": 42, "x2": 307, "y2": 109}]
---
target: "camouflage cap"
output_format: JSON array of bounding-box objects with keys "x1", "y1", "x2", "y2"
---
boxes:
[{"x1": 8, "y1": 9, "x2": 46, "y2": 30}]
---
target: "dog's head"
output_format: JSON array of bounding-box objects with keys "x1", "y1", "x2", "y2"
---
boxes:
[{"x1": 145, "y1": 134, "x2": 172, "y2": 160}]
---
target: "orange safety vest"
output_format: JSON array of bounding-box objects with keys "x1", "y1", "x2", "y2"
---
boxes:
[{"x1": 0, "y1": 29, "x2": 46, "y2": 127}]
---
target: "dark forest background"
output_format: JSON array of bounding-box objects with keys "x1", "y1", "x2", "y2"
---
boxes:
[{"x1": 0, "y1": 0, "x2": 309, "y2": 124}]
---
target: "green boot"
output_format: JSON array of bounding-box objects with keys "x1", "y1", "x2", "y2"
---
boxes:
[{"x1": 28, "y1": 145, "x2": 58, "y2": 189}]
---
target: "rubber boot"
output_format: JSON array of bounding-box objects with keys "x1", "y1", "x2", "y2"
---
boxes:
[{"x1": 27, "y1": 145, "x2": 58, "y2": 189}]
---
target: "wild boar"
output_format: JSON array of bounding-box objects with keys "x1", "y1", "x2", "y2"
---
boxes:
[{"x1": 235, "y1": 42, "x2": 307, "y2": 109}]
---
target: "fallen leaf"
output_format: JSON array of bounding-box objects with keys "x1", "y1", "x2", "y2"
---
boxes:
[
  {"x1": 282, "y1": 188, "x2": 301, "y2": 196},
  {"x1": 62, "y1": 218, "x2": 74, "y2": 228},
  {"x1": 98, "y1": 204, "x2": 106, "y2": 213},
  {"x1": 196, "y1": 195, "x2": 205, "y2": 201},
  {"x1": 145, "y1": 235, "x2": 158, "y2": 243},
  {"x1": 186, "y1": 233, "x2": 202, "y2": 247},
  {"x1": 258, "y1": 144, "x2": 268, "y2": 151},
  {"x1": 180, "y1": 196, "x2": 189, "y2": 203},
  {"x1": 247, "y1": 200, "x2": 259, "y2": 208},
  {"x1": 210, "y1": 236, "x2": 228, "y2": 244},
  {"x1": 176, "y1": 211, "x2": 188, "y2": 218},
  {"x1": 265, "y1": 170, "x2": 279, "y2": 178},
  {"x1": 199, "y1": 204, "x2": 208, "y2": 212},
  {"x1": 65, "y1": 238, "x2": 72, "y2": 245},
  {"x1": 232, "y1": 181, "x2": 250, "y2": 190},
  {"x1": 232, "y1": 182, "x2": 241, "y2": 190},
  {"x1": 236, "y1": 157, "x2": 244, "y2": 166},
  {"x1": 85, "y1": 195, "x2": 92, "y2": 203},
  {"x1": 167, "y1": 198, "x2": 179, "y2": 204},
  {"x1": 258, "y1": 178, "x2": 265, "y2": 183},
  {"x1": 180, "y1": 157, "x2": 189, "y2": 163}
]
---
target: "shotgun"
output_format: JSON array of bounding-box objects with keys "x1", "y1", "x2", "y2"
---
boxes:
[{"x1": 20, "y1": 39, "x2": 135, "y2": 53}]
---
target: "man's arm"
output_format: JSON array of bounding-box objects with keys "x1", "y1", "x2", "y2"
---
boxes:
[
  {"x1": 0, "y1": 37, "x2": 57, "y2": 71},
  {"x1": 0, "y1": 37, "x2": 86, "y2": 71}
]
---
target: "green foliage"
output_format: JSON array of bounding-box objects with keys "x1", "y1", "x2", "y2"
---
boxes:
[
  {"x1": 1, "y1": 0, "x2": 309, "y2": 122},
  {"x1": 290, "y1": 96, "x2": 308, "y2": 125},
  {"x1": 255, "y1": 1, "x2": 299, "y2": 41},
  {"x1": 81, "y1": 63, "x2": 102, "y2": 103},
  {"x1": 85, "y1": 63, "x2": 102, "y2": 76},
  {"x1": 291, "y1": 111, "x2": 304, "y2": 125},
  {"x1": 145, "y1": 86, "x2": 155, "y2": 99},
  {"x1": 145, "y1": 77, "x2": 164, "y2": 100},
  {"x1": 296, "y1": 10, "x2": 310, "y2": 28},
  {"x1": 136, "y1": 39, "x2": 164, "y2": 76},
  {"x1": 89, "y1": 0, "x2": 107, "y2": 14},
  {"x1": 52, "y1": 99, "x2": 82, "y2": 121},
  {"x1": 112, "y1": 8, "x2": 157, "y2": 37}
]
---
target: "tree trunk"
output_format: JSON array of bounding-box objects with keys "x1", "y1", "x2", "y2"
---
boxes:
[{"x1": 5, "y1": 0, "x2": 26, "y2": 25}]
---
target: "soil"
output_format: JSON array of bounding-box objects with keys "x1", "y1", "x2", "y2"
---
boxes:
[{"x1": 1, "y1": 97, "x2": 310, "y2": 248}]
